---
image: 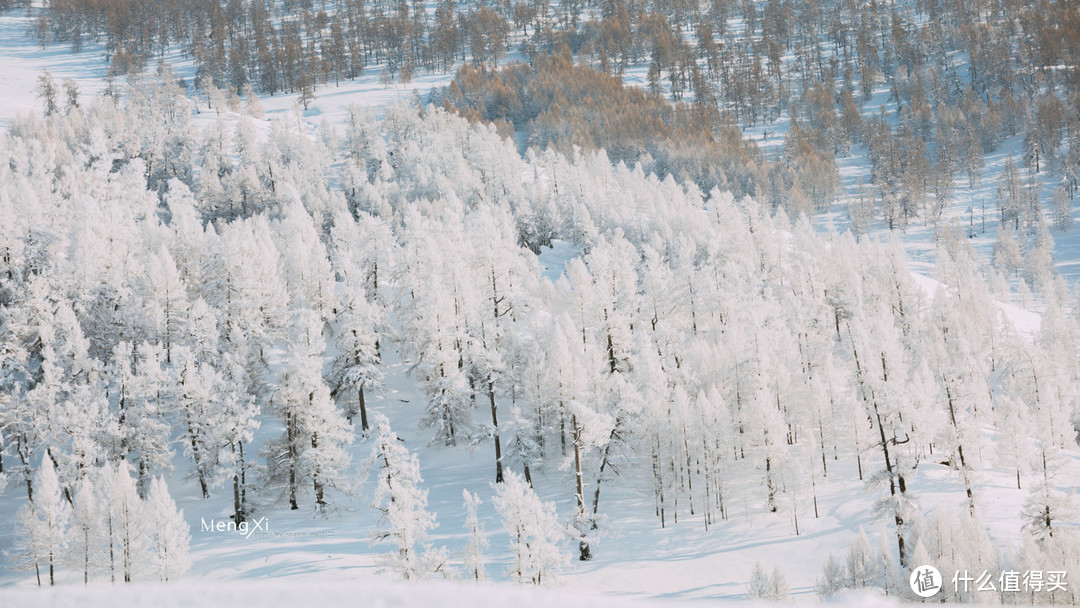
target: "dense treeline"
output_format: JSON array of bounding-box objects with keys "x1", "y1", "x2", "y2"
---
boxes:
[
  {"x1": 20, "y1": 0, "x2": 1080, "y2": 229},
  {"x1": 2, "y1": 78, "x2": 1080, "y2": 596},
  {"x1": 433, "y1": 51, "x2": 763, "y2": 198}
]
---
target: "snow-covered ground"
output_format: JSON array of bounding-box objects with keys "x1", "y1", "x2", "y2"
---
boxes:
[
  {"x1": 0, "y1": 578, "x2": 920, "y2": 608},
  {"x1": 0, "y1": 13, "x2": 109, "y2": 129}
]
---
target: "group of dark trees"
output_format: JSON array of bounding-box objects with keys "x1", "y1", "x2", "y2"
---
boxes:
[{"x1": 433, "y1": 51, "x2": 762, "y2": 199}]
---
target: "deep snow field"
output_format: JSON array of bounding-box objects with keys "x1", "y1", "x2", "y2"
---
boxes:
[{"x1": 0, "y1": 6, "x2": 1079, "y2": 607}]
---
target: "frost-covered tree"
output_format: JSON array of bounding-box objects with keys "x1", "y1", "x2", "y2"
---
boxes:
[
  {"x1": 492, "y1": 471, "x2": 566, "y2": 585},
  {"x1": 145, "y1": 476, "x2": 192, "y2": 582},
  {"x1": 846, "y1": 304, "x2": 924, "y2": 566},
  {"x1": 117, "y1": 341, "x2": 173, "y2": 495},
  {"x1": 368, "y1": 414, "x2": 447, "y2": 580},
  {"x1": 35, "y1": 70, "x2": 59, "y2": 116},
  {"x1": 397, "y1": 210, "x2": 475, "y2": 446},
  {"x1": 14, "y1": 458, "x2": 69, "y2": 586},
  {"x1": 748, "y1": 561, "x2": 790, "y2": 601},
  {"x1": 64, "y1": 475, "x2": 104, "y2": 584},
  {"x1": 461, "y1": 204, "x2": 537, "y2": 484},
  {"x1": 173, "y1": 347, "x2": 218, "y2": 499},
  {"x1": 212, "y1": 353, "x2": 260, "y2": 524},
  {"x1": 266, "y1": 311, "x2": 353, "y2": 510},
  {"x1": 748, "y1": 562, "x2": 772, "y2": 600},
  {"x1": 272, "y1": 197, "x2": 336, "y2": 318},
  {"x1": 462, "y1": 489, "x2": 488, "y2": 582},
  {"x1": 846, "y1": 527, "x2": 876, "y2": 588},
  {"x1": 142, "y1": 245, "x2": 189, "y2": 365},
  {"x1": 529, "y1": 315, "x2": 605, "y2": 559},
  {"x1": 770, "y1": 566, "x2": 791, "y2": 602},
  {"x1": 109, "y1": 461, "x2": 150, "y2": 583},
  {"x1": 1022, "y1": 444, "x2": 1078, "y2": 541},
  {"x1": 329, "y1": 292, "x2": 382, "y2": 431},
  {"x1": 816, "y1": 553, "x2": 848, "y2": 599},
  {"x1": 995, "y1": 395, "x2": 1031, "y2": 490}
]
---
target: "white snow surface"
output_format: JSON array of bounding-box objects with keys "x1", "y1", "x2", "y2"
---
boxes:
[
  {"x1": 0, "y1": 579, "x2": 918, "y2": 608},
  {"x1": 0, "y1": 13, "x2": 109, "y2": 129}
]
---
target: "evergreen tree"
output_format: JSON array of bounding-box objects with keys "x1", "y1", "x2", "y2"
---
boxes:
[
  {"x1": 1022, "y1": 444, "x2": 1078, "y2": 541},
  {"x1": 815, "y1": 553, "x2": 848, "y2": 599},
  {"x1": 14, "y1": 458, "x2": 69, "y2": 586},
  {"x1": 64, "y1": 475, "x2": 104, "y2": 584},
  {"x1": 368, "y1": 414, "x2": 447, "y2": 580},
  {"x1": 266, "y1": 310, "x2": 353, "y2": 510},
  {"x1": 462, "y1": 489, "x2": 488, "y2": 582},
  {"x1": 109, "y1": 461, "x2": 150, "y2": 583},
  {"x1": 492, "y1": 471, "x2": 566, "y2": 585},
  {"x1": 145, "y1": 476, "x2": 192, "y2": 582}
]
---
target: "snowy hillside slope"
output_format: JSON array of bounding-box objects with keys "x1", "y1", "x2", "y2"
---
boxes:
[
  {"x1": 0, "y1": 13, "x2": 108, "y2": 129},
  {"x1": 1, "y1": 94, "x2": 1078, "y2": 605},
  {"x1": 1, "y1": 3, "x2": 1079, "y2": 606},
  {"x1": 2, "y1": 4, "x2": 1078, "y2": 293}
]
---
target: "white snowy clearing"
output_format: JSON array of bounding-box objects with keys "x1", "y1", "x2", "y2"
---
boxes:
[{"x1": 0, "y1": 579, "x2": 921, "y2": 608}]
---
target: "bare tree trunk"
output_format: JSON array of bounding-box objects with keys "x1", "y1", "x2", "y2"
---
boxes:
[
  {"x1": 233, "y1": 442, "x2": 244, "y2": 524},
  {"x1": 183, "y1": 394, "x2": 209, "y2": 499},
  {"x1": 652, "y1": 434, "x2": 665, "y2": 528},
  {"x1": 572, "y1": 415, "x2": 591, "y2": 560},
  {"x1": 288, "y1": 410, "x2": 299, "y2": 510},
  {"x1": 313, "y1": 430, "x2": 325, "y2": 507},
  {"x1": 358, "y1": 385, "x2": 369, "y2": 432},
  {"x1": 591, "y1": 416, "x2": 623, "y2": 528},
  {"x1": 489, "y1": 381, "x2": 503, "y2": 483}
]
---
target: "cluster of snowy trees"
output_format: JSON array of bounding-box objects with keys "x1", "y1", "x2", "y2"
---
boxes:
[
  {"x1": 364, "y1": 413, "x2": 566, "y2": 582},
  {"x1": 21, "y1": 0, "x2": 1080, "y2": 227},
  {"x1": 2, "y1": 74, "x2": 1080, "y2": 595},
  {"x1": 13, "y1": 458, "x2": 191, "y2": 585}
]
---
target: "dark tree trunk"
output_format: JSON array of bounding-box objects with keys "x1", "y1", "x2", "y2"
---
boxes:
[
  {"x1": 358, "y1": 385, "x2": 369, "y2": 432},
  {"x1": 572, "y1": 415, "x2": 591, "y2": 560},
  {"x1": 489, "y1": 381, "x2": 503, "y2": 483}
]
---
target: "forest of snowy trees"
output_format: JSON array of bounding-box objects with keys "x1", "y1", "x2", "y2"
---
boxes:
[
  {"x1": 1, "y1": 62, "x2": 1079, "y2": 600},
  {"x1": 16, "y1": 0, "x2": 1080, "y2": 235}
]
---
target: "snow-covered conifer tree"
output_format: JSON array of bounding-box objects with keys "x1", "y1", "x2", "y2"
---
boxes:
[
  {"x1": 397, "y1": 209, "x2": 475, "y2": 446},
  {"x1": 266, "y1": 310, "x2": 353, "y2": 510},
  {"x1": 14, "y1": 458, "x2": 69, "y2": 585},
  {"x1": 748, "y1": 562, "x2": 772, "y2": 600},
  {"x1": 816, "y1": 554, "x2": 848, "y2": 599},
  {"x1": 462, "y1": 489, "x2": 488, "y2": 582},
  {"x1": 492, "y1": 471, "x2": 566, "y2": 585},
  {"x1": 272, "y1": 197, "x2": 336, "y2": 318},
  {"x1": 64, "y1": 475, "x2": 103, "y2": 584},
  {"x1": 142, "y1": 245, "x2": 189, "y2": 365},
  {"x1": 329, "y1": 292, "x2": 382, "y2": 431},
  {"x1": 368, "y1": 414, "x2": 446, "y2": 579},
  {"x1": 173, "y1": 346, "x2": 218, "y2": 499},
  {"x1": 846, "y1": 527, "x2": 876, "y2": 588},
  {"x1": 1022, "y1": 443, "x2": 1078, "y2": 541},
  {"x1": 110, "y1": 461, "x2": 150, "y2": 582},
  {"x1": 212, "y1": 353, "x2": 260, "y2": 523},
  {"x1": 770, "y1": 566, "x2": 791, "y2": 602},
  {"x1": 145, "y1": 476, "x2": 192, "y2": 581},
  {"x1": 120, "y1": 341, "x2": 173, "y2": 494},
  {"x1": 846, "y1": 304, "x2": 924, "y2": 566},
  {"x1": 995, "y1": 395, "x2": 1031, "y2": 490}
]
